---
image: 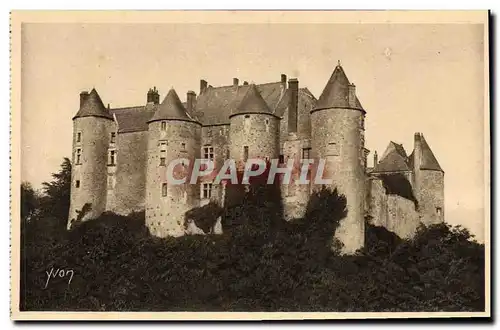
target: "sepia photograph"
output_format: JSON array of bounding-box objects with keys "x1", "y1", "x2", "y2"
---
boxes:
[{"x1": 10, "y1": 11, "x2": 490, "y2": 320}]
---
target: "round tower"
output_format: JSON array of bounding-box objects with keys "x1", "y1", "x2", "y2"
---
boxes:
[
  {"x1": 229, "y1": 84, "x2": 280, "y2": 168},
  {"x1": 310, "y1": 63, "x2": 366, "y2": 254},
  {"x1": 68, "y1": 88, "x2": 115, "y2": 228},
  {"x1": 412, "y1": 132, "x2": 445, "y2": 225},
  {"x1": 146, "y1": 88, "x2": 201, "y2": 237}
]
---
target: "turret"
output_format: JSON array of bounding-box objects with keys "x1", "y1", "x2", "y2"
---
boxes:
[
  {"x1": 229, "y1": 84, "x2": 280, "y2": 167},
  {"x1": 410, "y1": 132, "x2": 444, "y2": 224},
  {"x1": 68, "y1": 88, "x2": 115, "y2": 228},
  {"x1": 310, "y1": 62, "x2": 366, "y2": 254},
  {"x1": 146, "y1": 88, "x2": 201, "y2": 237}
]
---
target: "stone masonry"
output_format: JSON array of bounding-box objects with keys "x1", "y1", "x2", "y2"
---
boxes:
[{"x1": 68, "y1": 63, "x2": 445, "y2": 254}]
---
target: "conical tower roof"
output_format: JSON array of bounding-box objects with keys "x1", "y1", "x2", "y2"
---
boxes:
[
  {"x1": 313, "y1": 64, "x2": 364, "y2": 112},
  {"x1": 409, "y1": 134, "x2": 443, "y2": 172},
  {"x1": 230, "y1": 84, "x2": 275, "y2": 117},
  {"x1": 148, "y1": 89, "x2": 198, "y2": 123},
  {"x1": 73, "y1": 88, "x2": 113, "y2": 120}
]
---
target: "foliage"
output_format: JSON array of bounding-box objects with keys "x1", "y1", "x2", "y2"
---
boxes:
[{"x1": 19, "y1": 160, "x2": 485, "y2": 312}]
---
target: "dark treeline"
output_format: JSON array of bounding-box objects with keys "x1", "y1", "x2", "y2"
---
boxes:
[{"x1": 20, "y1": 158, "x2": 485, "y2": 312}]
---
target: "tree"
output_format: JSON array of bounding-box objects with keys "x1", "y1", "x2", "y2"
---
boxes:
[
  {"x1": 20, "y1": 182, "x2": 39, "y2": 223},
  {"x1": 39, "y1": 157, "x2": 72, "y2": 221}
]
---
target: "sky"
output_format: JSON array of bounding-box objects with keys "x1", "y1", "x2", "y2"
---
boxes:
[{"x1": 20, "y1": 23, "x2": 486, "y2": 239}]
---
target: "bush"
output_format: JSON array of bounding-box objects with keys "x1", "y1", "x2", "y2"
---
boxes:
[{"x1": 19, "y1": 184, "x2": 485, "y2": 312}]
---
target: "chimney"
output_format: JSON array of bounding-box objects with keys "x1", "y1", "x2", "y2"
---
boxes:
[
  {"x1": 147, "y1": 86, "x2": 160, "y2": 104},
  {"x1": 280, "y1": 74, "x2": 287, "y2": 97},
  {"x1": 348, "y1": 83, "x2": 356, "y2": 108},
  {"x1": 413, "y1": 132, "x2": 423, "y2": 200},
  {"x1": 233, "y1": 78, "x2": 239, "y2": 87},
  {"x1": 243, "y1": 81, "x2": 248, "y2": 86},
  {"x1": 187, "y1": 90, "x2": 196, "y2": 115},
  {"x1": 373, "y1": 151, "x2": 378, "y2": 166},
  {"x1": 200, "y1": 79, "x2": 208, "y2": 95},
  {"x1": 79, "y1": 91, "x2": 89, "y2": 108},
  {"x1": 287, "y1": 78, "x2": 299, "y2": 133},
  {"x1": 281, "y1": 74, "x2": 287, "y2": 84}
]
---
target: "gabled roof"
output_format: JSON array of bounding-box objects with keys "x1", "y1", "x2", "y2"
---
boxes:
[
  {"x1": 411, "y1": 134, "x2": 443, "y2": 172},
  {"x1": 313, "y1": 64, "x2": 364, "y2": 112},
  {"x1": 111, "y1": 105, "x2": 156, "y2": 133},
  {"x1": 73, "y1": 88, "x2": 113, "y2": 120},
  {"x1": 373, "y1": 141, "x2": 410, "y2": 173},
  {"x1": 148, "y1": 89, "x2": 199, "y2": 124},
  {"x1": 274, "y1": 87, "x2": 317, "y2": 118},
  {"x1": 230, "y1": 84, "x2": 273, "y2": 117},
  {"x1": 195, "y1": 81, "x2": 284, "y2": 125}
]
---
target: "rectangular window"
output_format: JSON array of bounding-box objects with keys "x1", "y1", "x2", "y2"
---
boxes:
[
  {"x1": 202, "y1": 183, "x2": 213, "y2": 199},
  {"x1": 436, "y1": 207, "x2": 442, "y2": 216},
  {"x1": 76, "y1": 148, "x2": 82, "y2": 164},
  {"x1": 302, "y1": 148, "x2": 311, "y2": 160},
  {"x1": 76, "y1": 132, "x2": 81, "y2": 143},
  {"x1": 161, "y1": 121, "x2": 167, "y2": 131},
  {"x1": 243, "y1": 146, "x2": 249, "y2": 162},
  {"x1": 109, "y1": 150, "x2": 116, "y2": 166},
  {"x1": 160, "y1": 157, "x2": 166, "y2": 166},
  {"x1": 279, "y1": 154, "x2": 285, "y2": 164},
  {"x1": 203, "y1": 146, "x2": 214, "y2": 161},
  {"x1": 110, "y1": 132, "x2": 116, "y2": 144},
  {"x1": 162, "y1": 183, "x2": 168, "y2": 197},
  {"x1": 75, "y1": 180, "x2": 80, "y2": 188},
  {"x1": 181, "y1": 142, "x2": 186, "y2": 150}
]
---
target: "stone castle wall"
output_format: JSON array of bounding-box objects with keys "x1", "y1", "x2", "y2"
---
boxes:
[
  {"x1": 145, "y1": 120, "x2": 202, "y2": 237},
  {"x1": 200, "y1": 124, "x2": 230, "y2": 206},
  {"x1": 69, "y1": 117, "x2": 115, "y2": 226},
  {"x1": 310, "y1": 108, "x2": 366, "y2": 254},
  {"x1": 417, "y1": 170, "x2": 445, "y2": 225},
  {"x1": 106, "y1": 131, "x2": 148, "y2": 215},
  {"x1": 229, "y1": 113, "x2": 280, "y2": 166}
]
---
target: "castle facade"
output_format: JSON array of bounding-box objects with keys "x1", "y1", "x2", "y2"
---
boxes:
[{"x1": 68, "y1": 63, "x2": 444, "y2": 254}]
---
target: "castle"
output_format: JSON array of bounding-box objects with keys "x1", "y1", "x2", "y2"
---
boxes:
[{"x1": 68, "y1": 63, "x2": 444, "y2": 254}]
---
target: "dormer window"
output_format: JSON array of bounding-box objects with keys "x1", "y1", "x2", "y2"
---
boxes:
[{"x1": 161, "y1": 121, "x2": 167, "y2": 131}]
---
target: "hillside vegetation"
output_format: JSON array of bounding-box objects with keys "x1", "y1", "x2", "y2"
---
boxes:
[{"x1": 20, "y1": 159, "x2": 485, "y2": 312}]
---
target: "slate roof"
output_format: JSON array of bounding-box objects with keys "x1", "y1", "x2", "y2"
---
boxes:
[
  {"x1": 274, "y1": 87, "x2": 317, "y2": 118},
  {"x1": 96, "y1": 79, "x2": 312, "y2": 132},
  {"x1": 408, "y1": 134, "x2": 443, "y2": 172},
  {"x1": 230, "y1": 84, "x2": 273, "y2": 117},
  {"x1": 148, "y1": 89, "x2": 199, "y2": 124},
  {"x1": 313, "y1": 64, "x2": 364, "y2": 112},
  {"x1": 73, "y1": 88, "x2": 113, "y2": 120},
  {"x1": 110, "y1": 105, "x2": 155, "y2": 133},
  {"x1": 373, "y1": 142, "x2": 410, "y2": 173},
  {"x1": 194, "y1": 81, "x2": 284, "y2": 125}
]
